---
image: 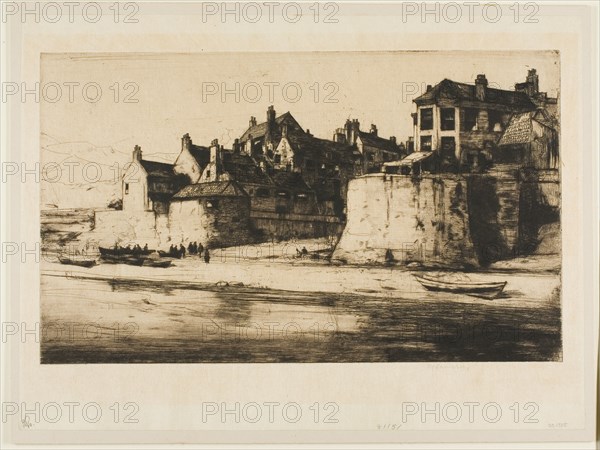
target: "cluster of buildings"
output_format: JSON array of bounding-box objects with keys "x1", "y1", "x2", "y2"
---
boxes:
[
  {"x1": 108, "y1": 68, "x2": 559, "y2": 252},
  {"x1": 385, "y1": 69, "x2": 558, "y2": 175}
]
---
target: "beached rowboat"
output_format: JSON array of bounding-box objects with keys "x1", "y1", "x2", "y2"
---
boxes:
[
  {"x1": 413, "y1": 274, "x2": 507, "y2": 299},
  {"x1": 58, "y1": 256, "x2": 96, "y2": 268},
  {"x1": 99, "y1": 254, "x2": 145, "y2": 266}
]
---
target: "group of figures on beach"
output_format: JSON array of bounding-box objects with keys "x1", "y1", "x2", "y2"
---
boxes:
[{"x1": 167, "y1": 242, "x2": 210, "y2": 263}]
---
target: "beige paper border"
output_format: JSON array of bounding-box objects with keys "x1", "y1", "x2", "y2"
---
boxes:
[{"x1": 1, "y1": 1, "x2": 598, "y2": 445}]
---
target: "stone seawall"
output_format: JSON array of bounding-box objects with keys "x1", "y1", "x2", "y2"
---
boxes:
[
  {"x1": 332, "y1": 172, "x2": 559, "y2": 267},
  {"x1": 332, "y1": 174, "x2": 478, "y2": 268},
  {"x1": 250, "y1": 211, "x2": 343, "y2": 241}
]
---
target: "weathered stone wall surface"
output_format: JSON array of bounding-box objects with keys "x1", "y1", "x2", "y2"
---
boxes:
[
  {"x1": 467, "y1": 172, "x2": 521, "y2": 263},
  {"x1": 518, "y1": 169, "x2": 561, "y2": 255},
  {"x1": 169, "y1": 197, "x2": 255, "y2": 248},
  {"x1": 332, "y1": 171, "x2": 559, "y2": 267},
  {"x1": 332, "y1": 174, "x2": 477, "y2": 267},
  {"x1": 250, "y1": 212, "x2": 343, "y2": 241}
]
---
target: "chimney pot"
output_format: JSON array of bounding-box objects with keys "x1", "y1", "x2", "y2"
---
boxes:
[
  {"x1": 475, "y1": 74, "x2": 488, "y2": 101},
  {"x1": 267, "y1": 105, "x2": 276, "y2": 123},
  {"x1": 133, "y1": 145, "x2": 142, "y2": 161}
]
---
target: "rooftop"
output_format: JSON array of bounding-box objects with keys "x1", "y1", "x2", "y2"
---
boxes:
[
  {"x1": 139, "y1": 159, "x2": 175, "y2": 179},
  {"x1": 414, "y1": 78, "x2": 536, "y2": 110},
  {"x1": 173, "y1": 180, "x2": 248, "y2": 199}
]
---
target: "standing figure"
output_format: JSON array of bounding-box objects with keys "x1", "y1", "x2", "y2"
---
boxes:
[
  {"x1": 198, "y1": 243, "x2": 204, "y2": 257},
  {"x1": 204, "y1": 248, "x2": 210, "y2": 264},
  {"x1": 179, "y1": 244, "x2": 186, "y2": 258}
]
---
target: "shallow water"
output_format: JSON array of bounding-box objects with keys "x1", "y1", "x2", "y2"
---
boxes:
[{"x1": 41, "y1": 267, "x2": 562, "y2": 363}]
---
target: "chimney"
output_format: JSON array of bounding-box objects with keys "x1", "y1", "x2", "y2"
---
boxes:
[
  {"x1": 133, "y1": 145, "x2": 142, "y2": 161},
  {"x1": 181, "y1": 133, "x2": 192, "y2": 151},
  {"x1": 526, "y1": 68, "x2": 539, "y2": 96},
  {"x1": 370, "y1": 124, "x2": 378, "y2": 136},
  {"x1": 426, "y1": 84, "x2": 432, "y2": 92},
  {"x1": 306, "y1": 129, "x2": 312, "y2": 136},
  {"x1": 232, "y1": 138, "x2": 241, "y2": 154},
  {"x1": 210, "y1": 138, "x2": 221, "y2": 166},
  {"x1": 344, "y1": 119, "x2": 353, "y2": 143},
  {"x1": 249, "y1": 116, "x2": 257, "y2": 128},
  {"x1": 390, "y1": 136, "x2": 396, "y2": 144},
  {"x1": 333, "y1": 127, "x2": 346, "y2": 144},
  {"x1": 351, "y1": 119, "x2": 360, "y2": 143},
  {"x1": 475, "y1": 74, "x2": 488, "y2": 101},
  {"x1": 266, "y1": 105, "x2": 275, "y2": 123}
]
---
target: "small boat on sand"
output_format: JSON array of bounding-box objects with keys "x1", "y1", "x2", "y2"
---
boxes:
[
  {"x1": 100, "y1": 254, "x2": 145, "y2": 266},
  {"x1": 143, "y1": 259, "x2": 172, "y2": 268},
  {"x1": 58, "y1": 256, "x2": 96, "y2": 268},
  {"x1": 413, "y1": 274, "x2": 507, "y2": 299}
]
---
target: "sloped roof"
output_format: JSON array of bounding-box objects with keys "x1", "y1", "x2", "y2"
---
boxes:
[
  {"x1": 385, "y1": 151, "x2": 433, "y2": 166},
  {"x1": 221, "y1": 151, "x2": 273, "y2": 185},
  {"x1": 498, "y1": 112, "x2": 533, "y2": 146},
  {"x1": 498, "y1": 109, "x2": 556, "y2": 146},
  {"x1": 188, "y1": 144, "x2": 210, "y2": 168},
  {"x1": 285, "y1": 131, "x2": 355, "y2": 163},
  {"x1": 239, "y1": 112, "x2": 302, "y2": 142},
  {"x1": 271, "y1": 171, "x2": 313, "y2": 192},
  {"x1": 140, "y1": 159, "x2": 188, "y2": 199},
  {"x1": 139, "y1": 159, "x2": 175, "y2": 179},
  {"x1": 173, "y1": 181, "x2": 248, "y2": 199},
  {"x1": 414, "y1": 78, "x2": 536, "y2": 109},
  {"x1": 357, "y1": 131, "x2": 400, "y2": 153}
]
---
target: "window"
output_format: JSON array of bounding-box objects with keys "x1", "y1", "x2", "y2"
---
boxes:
[
  {"x1": 488, "y1": 110, "x2": 503, "y2": 132},
  {"x1": 277, "y1": 190, "x2": 290, "y2": 198},
  {"x1": 205, "y1": 170, "x2": 211, "y2": 179},
  {"x1": 420, "y1": 108, "x2": 433, "y2": 130},
  {"x1": 420, "y1": 136, "x2": 432, "y2": 151},
  {"x1": 462, "y1": 108, "x2": 478, "y2": 131},
  {"x1": 296, "y1": 193, "x2": 308, "y2": 200},
  {"x1": 440, "y1": 137, "x2": 456, "y2": 159},
  {"x1": 274, "y1": 154, "x2": 281, "y2": 164},
  {"x1": 206, "y1": 199, "x2": 219, "y2": 209},
  {"x1": 440, "y1": 108, "x2": 455, "y2": 131},
  {"x1": 124, "y1": 183, "x2": 129, "y2": 194}
]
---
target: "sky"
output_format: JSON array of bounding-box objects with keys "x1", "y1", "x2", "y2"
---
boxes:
[{"x1": 40, "y1": 51, "x2": 560, "y2": 208}]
